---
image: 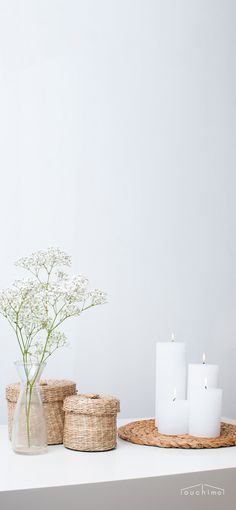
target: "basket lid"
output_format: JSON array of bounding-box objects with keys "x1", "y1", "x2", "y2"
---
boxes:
[
  {"x1": 6, "y1": 379, "x2": 76, "y2": 403},
  {"x1": 63, "y1": 393, "x2": 120, "y2": 415}
]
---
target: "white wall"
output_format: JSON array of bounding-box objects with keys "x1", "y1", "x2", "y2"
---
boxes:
[{"x1": 0, "y1": 0, "x2": 236, "y2": 423}]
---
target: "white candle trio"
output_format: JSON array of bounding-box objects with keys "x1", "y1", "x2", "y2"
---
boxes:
[{"x1": 155, "y1": 336, "x2": 222, "y2": 438}]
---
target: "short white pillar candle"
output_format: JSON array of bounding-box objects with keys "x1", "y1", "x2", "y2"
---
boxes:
[
  {"x1": 188, "y1": 383, "x2": 222, "y2": 438},
  {"x1": 187, "y1": 353, "x2": 219, "y2": 399},
  {"x1": 157, "y1": 392, "x2": 189, "y2": 435},
  {"x1": 155, "y1": 334, "x2": 186, "y2": 424}
]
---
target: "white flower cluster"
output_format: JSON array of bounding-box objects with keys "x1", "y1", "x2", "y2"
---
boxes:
[
  {"x1": 0, "y1": 248, "x2": 106, "y2": 364},
  {"x1": 90, "y1": 289, "x2": 107, "y2": 306},
  {"x1": 16, "y1": 247, "x2": 72, "y2": 276}
]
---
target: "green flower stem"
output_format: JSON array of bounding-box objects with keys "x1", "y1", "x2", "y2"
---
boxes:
[
  {"x1": 25, "y1": 380, "x2": 32, "y2": 448},
  {"x1": 15, "y1": 327, "x2": 24, "y2": 356}
]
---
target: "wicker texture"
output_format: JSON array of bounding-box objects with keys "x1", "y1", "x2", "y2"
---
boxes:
[
  {"x1": 118, "y1": 419, "x2": 236, "y2": 449},
  {"x1": 63, "y1": 393, "x2": 120, "y2": 451},
  {"x1": 6, "y1": 379, "x2": 76, "y2": 445}
]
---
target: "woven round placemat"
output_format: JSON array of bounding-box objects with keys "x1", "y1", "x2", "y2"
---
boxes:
[{"x1": 118, "y1": 419, "x2": 236, "y2": 449}]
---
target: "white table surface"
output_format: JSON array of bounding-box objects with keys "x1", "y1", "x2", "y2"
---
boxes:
[{"x1": 1, "y1": 417, "x2": 236, "y2": 493}]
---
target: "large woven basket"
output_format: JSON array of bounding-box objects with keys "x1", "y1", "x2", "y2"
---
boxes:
[
  {"x1": 6, "y1": 379, "x2": 76, "y2": 445},
  {"x1": 63, "y1": 393, "x2": 120, "y2": 451}
]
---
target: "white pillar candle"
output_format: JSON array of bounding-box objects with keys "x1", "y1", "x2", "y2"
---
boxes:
[
  {"x1": 155, "y1": 334, "x2": 186, "y2": 425},
  {"x1": 157, "y1": 392, "x2": 189, "y2": 435},
  {"x1": 188, "y1": 384, "x2": 222, "y2": 438},
  {"x1": 187, "y1": 353, "x2": 219, "y2": 399}
]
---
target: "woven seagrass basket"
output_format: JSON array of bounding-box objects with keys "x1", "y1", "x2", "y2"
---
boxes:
[
  {"x1": 6, "y1": 379, "x2": 76, "y2": 445},
  {"x1": 63, "y1": 393, "x2": 120, "y2": 451}
]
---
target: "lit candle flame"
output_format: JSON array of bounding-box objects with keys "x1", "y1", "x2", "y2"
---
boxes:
[
  {"x1": 202, "y1": 352, "x2": 206, "y2": 365},
  {"x1": 204, "y1": 377, "x2": 208, "y2": 390},
  {"x1": 173, "y1": 387, "x2": 177, "y2": 401},
  {"x1": 171, "y1": 332, "x2": 175, "y2": 342}
]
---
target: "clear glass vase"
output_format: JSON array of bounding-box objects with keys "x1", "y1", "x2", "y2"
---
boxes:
[{"x1": 12, "y1": 361, "x2": 47, "y2": 455}]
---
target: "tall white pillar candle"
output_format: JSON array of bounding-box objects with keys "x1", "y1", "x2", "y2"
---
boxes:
[
  {"x1": 188, "y1": 387, "x2": 222, "y2": 438},
  {"x1": 187, "y1": 354, "x2": 219, "y2": 399},
  {"x1": 155, "y1": 335, "x2": 186, "y2": 425}
]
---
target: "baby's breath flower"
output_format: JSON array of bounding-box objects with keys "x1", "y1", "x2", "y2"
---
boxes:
[
  {"x1": 0, "y1": 247, "x2": 106, "y2": 364},
  {"x1": 16, "y1": 247, "x2": 72, "y2": 275},
  {"x1": 90, "y1": 289, "x2": 107, "y2": 306}
]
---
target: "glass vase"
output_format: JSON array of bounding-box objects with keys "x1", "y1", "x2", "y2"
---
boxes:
[{"x1": 12, "y1": 361, "x2": 47, "y2": 455}]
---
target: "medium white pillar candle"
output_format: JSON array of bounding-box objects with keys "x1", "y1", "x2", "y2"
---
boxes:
[
  {"x1": 157, "y1": 395, "x2": 189, "y2": 435},
  {"x1": 155, "y1": 334, "x2": 186, "y2": 425},
  {"x1": 188, "y1": 386, "x2": 222, "y2": 438},
  {"x1": 187, "y1": 353, "x2": 219, "y2": 399}
]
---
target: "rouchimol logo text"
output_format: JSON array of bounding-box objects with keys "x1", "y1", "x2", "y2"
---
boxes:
[{"x1": 180, "y1": 483, "x2": 224, "y2": 497}]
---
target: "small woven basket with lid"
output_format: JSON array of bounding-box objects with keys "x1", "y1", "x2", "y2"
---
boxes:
[
  {"x1": 6, "y1": 379, "x2": 76, "y2": 445},
  {"x1": 63, "y1": 393, "x2": 120, "y2": 451}
]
